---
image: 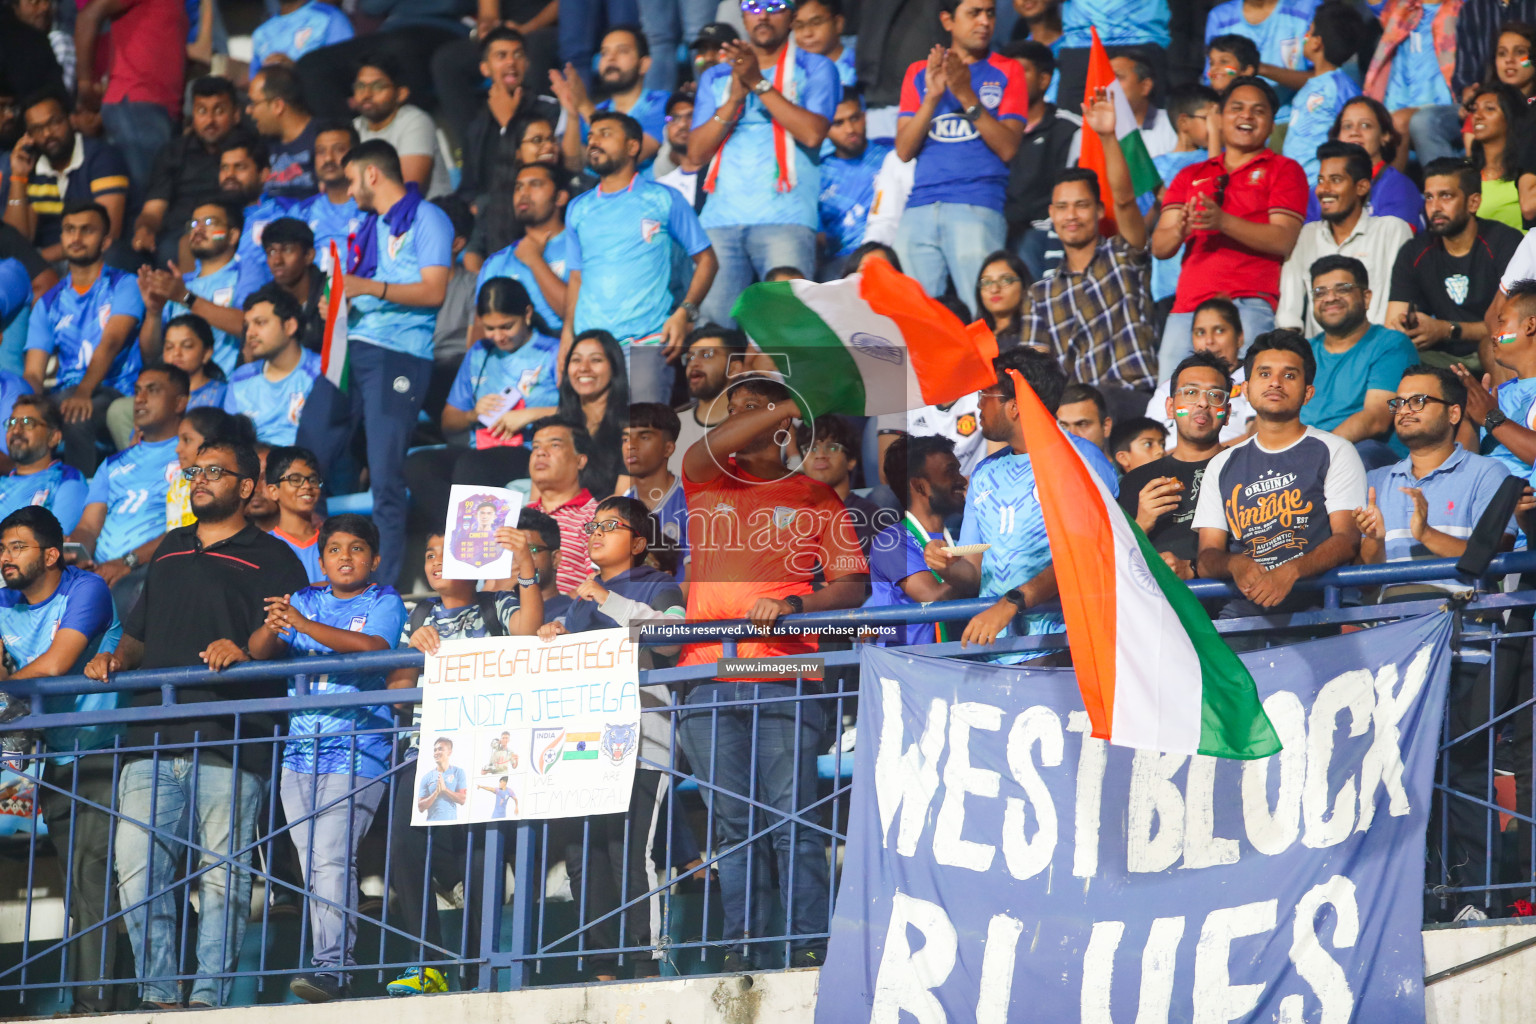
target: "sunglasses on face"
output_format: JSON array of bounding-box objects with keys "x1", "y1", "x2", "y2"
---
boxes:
[{"x1": 741, "y1": 0, "x2": 793, "y2": 13}]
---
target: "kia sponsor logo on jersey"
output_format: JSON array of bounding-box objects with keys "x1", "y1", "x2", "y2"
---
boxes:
[{"x1": 928, "y1": 113, "x2": 980, "y2": 143}]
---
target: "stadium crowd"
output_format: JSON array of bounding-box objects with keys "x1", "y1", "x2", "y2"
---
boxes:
[{"x1": 0, "y1": 0, "x2": 1535, "y2": 1008}]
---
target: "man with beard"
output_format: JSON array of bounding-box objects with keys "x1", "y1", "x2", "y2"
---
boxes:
[
  {"x1": 352, "y1": 54, "x2": 451, "y2": 198},
  {"x1": 653, "y1": 93, "x2": 704, "y2": 203},
  {"x1": 296, "y1": 122, "x2": 362, "y2": 275},
  {"x1": 141, "y1": 200, "x2": 247, "y2": 375},
  {"x1": 563, "y1": 111, "x2": 716, "y2": 404},
  {"x1": 247, "y1": 64, "x2": 319, "y2": 201},
  {"x1": 1277, "y1": 142, "x2": 1413, "y2": 339},
  {"x1": 0, "y1": 395, "x2": 87, "y2": 530},
  {"x1": 1389, "y1": 158, "x2": 1522, "y2": 375},
  {"x1": 24, "y1": 201, "x2": 145, "y2": 473},
  {"x1": 671, "y1": 324, "x2": 749, "y2": 477},
  {"x1": 689, "y1": 0, "x2": 837, "y2": 326},
  {"x1": 226, "y1": 286, "x2": 322, "y2": 447},
  {"x1": 133, "y1": 77, "x2": 242, "y2": 268},
  {"x1": 552, "y1": 25, "x2": 670, "y2": 174},
  {"x1": 1300, "y1": 255, "x2": 1417, "y2": 469},
  {"x1": 1195, "y1": 329, "x2": 1365, "y2": 619},
  {"x1": 84, "y1": 435, "x2": 308, "y2": 1010},
  {"x1": 68, "y1": 363, "x2": 186, "y2": 616},
  {"x1": 2, "y1": 88, "x2": 129, "y2": 261},
  {"x1": 474, "y1": 162, "x2": 569, "y2": 336},
  {"x1": 0, "y1": 505, "x2": 131, "y2": 1013},
  {"x1": 219, "y1": 134, "x2": 296, "y2": 305},
  {"x1": 456, "y1": 27, "x2": 563, "y2": 207},
  {"x1": 818, "y1": 93, "x2": 892, "y2": 278},
  {"x1": 1118, "y1": 352, "x2": 1231, "y2": 580}
]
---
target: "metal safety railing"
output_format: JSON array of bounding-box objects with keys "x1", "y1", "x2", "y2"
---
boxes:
[{"x1": 0, "y1": 552, "x2": 1528, "y2": 1009}]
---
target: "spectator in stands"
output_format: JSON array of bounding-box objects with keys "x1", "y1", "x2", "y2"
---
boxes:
[
  {"x1": 0, "y1": 395, "x2": 87, "y2": 531},
  {"x1": 1195, "y1": 329, "x2": 1366, "y2": 617},
  {"x1": 1278, "y1": 142, "x2": 1413, "y2": 337},
  {"x1": 1280, "y1": 3, "x2": 1364, "y2": 184},
  {"x1": 70, "y1": 364, "x2": 186, "y2": 615},
  {"x1": 1493, "y1": 21, "x2": 1536, "y2": 102},
  {"x1": 1120, "y1": 352, "x2": 1232, "y2": 579},
  {"x1": 247, "y1": 513, "x2": 405, "y2": 1003},
  {"x1": 1056, "y1": 0, "x2": 1169, "y2": 105},
  {"x1": 161, "y1": 316, "x2": 228, "y2": 411},
  {"x1": 894, "y1": 0, "x2": 1027, "y2": 315},
  {"x1": 924, "y1": 346, "x2": 1118, "y2": 652},
  {"x1": 676, "y1": 372, "x2": 867, "y2": 969},
  {"x1": 1145, "y1": 83, "x2": 1220, "y2": 314},
  {"x1": 1107, "y1": 52, "x2": 1177, "y2": 159},
  {"x1": 865, "y1": 433, "x2": 970, "y2": 645},
  {"x1": 526, "y1": 416, "x2": 600, "y2": 591},
  {"x1": 25, "y1": 201, "x2": 145, "y2": 473},
  {"x1": 1455, "y1": 277, "x2": 1536, "y2": 480},
  {"x1": 1328, "y1": 97, "x2": 1423, "y2": 230},
  {"x1": 1108, "y1": 417, "x2": 1166, "y2": 473},
  {"x1": 11, "y1": 0, "x2": 74, "y2": 93},
  {"x1": 248, "y1": 65, "x2": 319, "y2": 200},
  {"x1": 1408, "y1": 3, "x2": 1536, "y2": 165},
  {"x1": 475, "y1": 162, "x2": 569, "y2": 336},
  {"x1": 262, "y1": 445, "x2": 324, "y2": 582},
  {"x1": 674, "y1": 324, "x2": 748, "y2": 475},
  {"x1": 623, "y1": 401, "x2": 688, "y2": 561},
  {"x1": 1204, "y1": 32, "x2": 1260, "y2": 93},
  {"x1": 818, "y1": 93, "x2": 891, "y2": 278},
  {"x1": 1154, "y1": 76, "x2": 1307, "y2": 377},
  {"x1": 1144, "y1": 297, "x2": 1257, "y2": 442},
  {"x1": 142, "y1": 199, "x2": 249, "y2": 374},
  {"x1": 455, "y1": 28, "x2": 563, "y2": 206},
  {"x1": 218, "y1": 135, "x2": 290, "y2": 303},
  {"x1": 133, "y1": 76, "x2": 241, "y2": 266},
  {"x1": 0, "y1": 505, "x2": 129, "y2": 1012},
  {"x1": 252, "y1": 0, "x2": 355, "y2": 69},
  {"x1": 1055, "y1": 382, "x2": 1113, "y2": 453},
  {"x1": 654, "y1": 92, "x2": 704, "y2": 199},
  {"x1": 1204, "y1": 0, "x2": 1312, "y2": 116},
  {"x1": 259, "y1": 217, "x2": 328, "y2": 352},
  {"x1": 552, "y1": 25, "x2": 670, "y2": 174},
  {"x1": 1020, "y1": 92, "x2": 1158, "y2": 415},
  {"x1": 1365, "y1": 0, "x2": 1454, "y2": 177},
  {"x1": 166, "y1": 408, "x2": 259, "y2": 531},
  {"x1": 1467, "y1": 82, "x2": 1534, "y2": 232},
  {"x1": 999, "y1": 39, "x2": 1079, "y2": 281},
  {"x1": 793, "y1": 0, "x2": 856, "y2": 86},
  {"x1": 538, "y1": 495, "x2": 683, "y2": 981},
  {"x1": 227, "y1": 286, "x2": 323, "y2": 447},
  {"x1": 565, "y1": 111, "x2": 716, "y2": 404},
  {"x1": 352, "y1": 53, "x2": 452, "y2": 198},
  {"x1": 297, "y1": 122, "x2": 363, "y2": 275},
  {"x1": 975, "y1": 250, "x2": 1028, "y2": 350},
  {"x1": 3, "y1": 88, "x2": 129, "y2": 260},
  {"x1": 689, "y1": 1, "x2": 837, "y2": 325},
  {"x1": 86, "y1": 435, "x2": 308, "y2": 1009},
  {"x1": 798, "y1": 415, "x2": 898, "y2": 555},
  {"x1": 560, "y1": 330, "x2": 631, "y2": 498},
  {"x1": 1387, "y1": 158, "x2": 1520, "y2": 371},
  {"x1": 74, "y1": 0, "x2": 186, "y2": 206}
]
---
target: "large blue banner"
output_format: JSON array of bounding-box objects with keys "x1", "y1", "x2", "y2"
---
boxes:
[{"x1": 818, "y1": 613, "x2": 1453, "y2": 1023}]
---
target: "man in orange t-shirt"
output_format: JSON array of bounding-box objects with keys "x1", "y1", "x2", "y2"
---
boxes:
[{"x1": 676, "y1": 373, "x2": 867, "y2": 968}]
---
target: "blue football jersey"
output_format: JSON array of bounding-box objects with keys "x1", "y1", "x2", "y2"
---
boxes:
[
  {"x1": 1282, "y1": 69, "x2": 1361, "y2": 183},
  {"x1": 273, "y1": 526, "x2": 325, "y2": 583},
  {"x1": 26, "y1": 267, "x2": 146, "y2": 394},
  {"x1": 163, "y1": 258, "x2": 244, "y2": 374},
  {"x1": 1382, "y1": 3, "x2": 1455, "y2": 110},
  {"x1": 298, "y1": 191, "x2": 364, "y2": 273},
  {"x1": 626, "y1": 475, "x2": 689, "y2": 561},
  {"x1": 446, "y1": 334, "x2": 561, "y2": 448},
  {"x1": 233, "y1": 195, "x2": 296, "y2": 302},
  {"x1": 1484, "y1": 376, "x2": 1536, "y2": 480},
  {"x1": 250, "y1": 0, "x2": 354, "y2": 67},
  {"x1": 1063, "y1": 0, "x2": 1170, "y2": 46},
  {"x1": 818, "y1": 140, "x2": 891, "y2": 257},
  {"x1": 223, "y1": 348, "x2": 322, "y2": 446},
  {"x1": 0, "y1": 461, "x2": 89, "y2": 533},
  {"x1": 348, "y1": 201, "x2": 454, "y2": 360},
  {"x1": 475, "y1": 232, "x2": 570, "y2": 334},
  {"x1": 0, "y1": 369, "x2": 32, "y2": 430},
  {"x1": 85, "y1": 437, "x2": 180, "y2": 561},
  {"x1": 187, "y1": 377, "x2": 228, "y2": 410}
]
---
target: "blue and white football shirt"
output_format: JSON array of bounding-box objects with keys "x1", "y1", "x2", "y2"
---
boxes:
[
  {"x1": 348, "y1": 201, "x2": 454, "y2": 360},
  {"x1": 26, "y1": 267, "x2": 145, "y2": 394},
  {"x1": 85, "y1": 437, "x2": 180, "y2": 562},
  {"x1": 223, "y1": 348, "x2": 323, "y2": 446}
]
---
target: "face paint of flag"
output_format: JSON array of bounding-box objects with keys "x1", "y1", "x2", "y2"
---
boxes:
[{"x1": 563, "y1": 731, "x2": 601, "y2": 760}]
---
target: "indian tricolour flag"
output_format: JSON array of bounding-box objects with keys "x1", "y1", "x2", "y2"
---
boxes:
[
  {"x1": 730, "y1": 256, "x2": 997, "y2": 418},
  {"x1": 320, "y1": 240, "x2": 350, "y2": 392},
  {"x1": 1006, "y1": 368, "x2": 1280, "y2": 759},
  {"x1": 1079, "y1": 26, "x2": 1162, "y2": 235}
]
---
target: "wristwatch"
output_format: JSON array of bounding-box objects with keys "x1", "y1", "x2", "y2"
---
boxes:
[
  {"x1": 1001, "y1": 588, "x2": 1027, "y2": 609},
  {"x1": 752, "y1": 78, "x2": 773, "y2": 95},
  {"x1": 123, "y1": 551, "x2": 139, "y2": 569},
  {"x1": 1449, "y1": 322, "x2": 1463, "y2": 343},
  {"x1": 962, "y1": 104, "x2": 983, "y2": 122},
  {"x1": 680, "y1": 300, "x2": 700, "y2": 323},
  {"x1": 1484, "y1": 408, "x2": 1508, "y2": 431},
  {"x1": 783, "y1": 594, "x2": 804, "y2": 615}
]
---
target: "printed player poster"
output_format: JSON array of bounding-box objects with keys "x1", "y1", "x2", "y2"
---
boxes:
[
  {"x1": 411, "y1": 628, "x2": 640, "y2": 825},
  {"x1": 441, "y1": 484, "x2": 524, "y2": 580}
]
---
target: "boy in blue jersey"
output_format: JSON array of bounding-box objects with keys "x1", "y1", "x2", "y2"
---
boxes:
[
  {"x1": 0, "y1": 506, "x2": 129, "y2": 1012},
  {"x1": 1281, "y1": 3, "x2": 1363, "y2": 183},
  {"x1": 563, "y1": 112, "x2": 717, "y2": 405},
  {"x1": 623, "y1": 403, "x2": 689, "y2": 567},
  {"x1": 924, "y1": 347, "x2": 1120, "y2": 657},
  {"x1": 264, "y1": 445, "x2": 325, "y2": 582},
  {"x1": 251, "y1": 0, "x2": 354, "y2": 70},
  {"x1": 689, "y1": 1, "x2": 838, "y2": 327},
  {"x1": 140, "y1": 200, "x2": 248, "y2": 375},
  {"x1": 0, "y1": 395, "x2": 88, "y2": 532},
  {"x1": 226, "y1": 285, "x2": 322, "y2": 446},
  {"x1": 818, "y1": 93, "x2": 892, "y2": 277},
  {"x1": 24, "y1": 201, "x2": 146, "y2": 474},
  {"x1": 247, "y1": 513, "x2": 407, "y2": 1004},
  {"x1": 1205, "y1": 0, "x2": 1320, "y2": 121},
  {"x1": 297, "y1": 122, "x2": 363, "y2": 274},
  {"x1": 552, "y1": 25, "x2": 671, "y2": 174},
  {"x1": 218, "y1": 134, "x2": 293, "y2": 303},
  {"x1": 473, "y1": 163, "x2": 570, "y2": 336},
  {"x1": 793, "y1": 0, "x2": 857, "y2": 88},
  {"x1": 1456, "y1": 278, "x2": 1536, "y2": 480},
  {"x1": 69, "y1": 364, "x2": 187, "y2": 619}
]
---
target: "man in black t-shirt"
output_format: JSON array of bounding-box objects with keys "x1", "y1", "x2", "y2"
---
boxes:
[
  {"x1": 1384, "y1": 158, "x2": 1521, "y2": 372},
  {"x1": 1118, "y1": 352, "x2": 1230, "y2": 578}
]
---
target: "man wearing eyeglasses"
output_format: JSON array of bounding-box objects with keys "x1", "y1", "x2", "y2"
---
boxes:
[
  {"x1": 139, "y1": 200, "x2": 247, "y2": 376},
  {"x1": 0, "y1": 395, "x2": 88, "y2": 533},
  {"x1": 1298, "y1": 254, "x2": 1417, "y2": 470},
  {"x1": 225, "y1": 285, "x2": 322, "y2": 447},
  {"x1": 352, "y1": 54, "x2": 451, "y2": 197},
  {"x1": 246, "y1": 65, "x2": 319, "y2": 201},
  {"x1": 67, "y1": 363, "x2": 187, "y2": 617}
]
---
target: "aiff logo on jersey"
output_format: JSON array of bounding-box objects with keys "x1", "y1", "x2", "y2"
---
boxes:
[{"x1": 640, "y1": 219, "x2": 661, "y2": 243}]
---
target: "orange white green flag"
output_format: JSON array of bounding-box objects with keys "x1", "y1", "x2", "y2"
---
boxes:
[
  {"x1": 1006, "y1": 368, "x2": 1280, "y2": 758},
  {"x1": 320, "y1": 240, "x2": 350, "y2": 393}
]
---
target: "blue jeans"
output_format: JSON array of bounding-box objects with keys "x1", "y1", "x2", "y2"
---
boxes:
[
  {"x1": 280, "y1": 769, "x2": 386, "y2": 982},
  {"x1": 100, "y1": 102, "x2": 172, "y2": 211},
  {"x1": 676, "y1": 682, "x2": 831, "y2": 956},
  {"x1": 895, "y1": 201, "x2": 1007, "y2": 317},
  {"x1": 1409, "y1": 104, "x2": 1465, "y2": 165},
  {"x1": 559, "y1": 0, "x2": 641, "y2": 87},
  {"x1": 1158, "y1": 296, "x2": 1276, "y2": 383},
  {"x1": 701, "y1": 224, "x2": 818, "y2": 327},
  {"x1": 114, "y1": 757, "x2": 264, "y2": 1006},
  {"x1": 638, "y1": 0, "x2": 716, "y2": 93}
]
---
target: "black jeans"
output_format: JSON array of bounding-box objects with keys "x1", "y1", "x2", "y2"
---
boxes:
[{"x1": 563, "y1": 770, "x2": 663, "y2": 973}]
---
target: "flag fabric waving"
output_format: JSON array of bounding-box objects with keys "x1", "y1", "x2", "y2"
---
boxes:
[
  {"x1": 320, "y1": 240, "x2": 350, "y2": 393},
  {"x1": 1006, "y1": 368, "x2": 1280, "y2": 759},
  {"x1": 729, "y1": 257, "x2": 998, "y2": 419},
  {"x1": 1079, "y1": 26, "x2": 1162, "y2": 235}
]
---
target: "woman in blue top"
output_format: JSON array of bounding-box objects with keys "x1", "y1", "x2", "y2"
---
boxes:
[
  {"x1": 1323, "y1": 97, "x2": 1424, "y2": 230},
  {"x1": 163, "y1": 314, "x2": 229, "y2": 410}
]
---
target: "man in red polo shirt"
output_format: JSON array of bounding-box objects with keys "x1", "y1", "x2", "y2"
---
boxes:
[
  {"x1": 1152, "y1": 76, "x2": 1307, "y2": 381},
  {"x1": 675, "y1": 372, "x2": 867, "y2": 969}
]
